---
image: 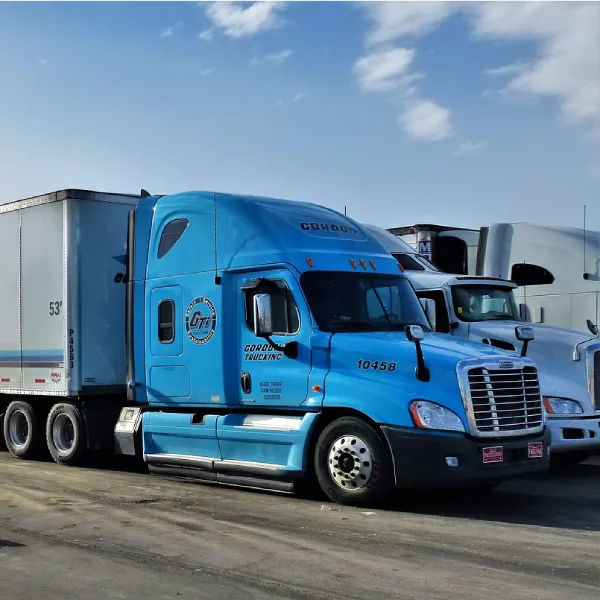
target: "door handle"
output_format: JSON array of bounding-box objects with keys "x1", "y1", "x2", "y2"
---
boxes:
[{"x1": 240, "y1": 371, "x2": 252, "y2": 394}]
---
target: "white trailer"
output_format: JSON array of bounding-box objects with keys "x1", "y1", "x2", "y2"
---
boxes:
[{"x1": 0, "y1": 190, "x2": 139, "y2": 455}]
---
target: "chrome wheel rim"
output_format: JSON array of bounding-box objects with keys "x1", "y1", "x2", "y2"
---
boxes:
[
  {"x1": 9, "y1": 410, "x2": 29, "y2": 448},
  {"x1": 327, "y1": 435, "x2": 373, "y2": 490},
  {"x1": 52, "y1": 413, "x2": 75, "y2": 453}
]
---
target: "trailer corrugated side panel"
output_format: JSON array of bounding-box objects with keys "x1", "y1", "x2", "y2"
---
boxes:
[
  {"x1": 21, "y1": 200, "x2": 69, "y2": 393},
  {"x1": 0, "y1": 211, "x2": 21, "y2": 390},
  {"x1": 77, "y1": 197, "x2": 135, "y2": 391}
]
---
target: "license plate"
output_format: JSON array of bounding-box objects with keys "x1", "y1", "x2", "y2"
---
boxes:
[
  {"x1": 528, "y1": 442, "x2": 543, "y2": 459},
  {"x1": 482, "y1": 446, "x2": 504, "y2": 464}
]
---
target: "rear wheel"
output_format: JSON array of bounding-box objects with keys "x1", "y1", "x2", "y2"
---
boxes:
[
  {"x1": 3, "y1": 401, "x2": 42, "y2": 459},
  {"x1": 46, "y1": 403, "x2": 87, "y2": 466},
  {"x1": 314, "y1": 417, "x2": 394, "y2": 507}
]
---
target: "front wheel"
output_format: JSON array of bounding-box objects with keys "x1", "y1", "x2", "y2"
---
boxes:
[
  {"x1": 314, "y1": 417, "x2": 394, "y2": 507},
  {"x1": 46, "y1": 403, "x2": 87, "y2": 466}
]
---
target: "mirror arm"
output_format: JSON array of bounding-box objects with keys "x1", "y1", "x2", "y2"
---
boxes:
[
  {"x1": 520, "y1": 339, "x2": 529, "y2": 357},
  {"x1": 414, "y1": 341, "x2": 430, "y2": 382},
  {"x1": 264, "y1": 336, "x2": 299, "y2": 359}
]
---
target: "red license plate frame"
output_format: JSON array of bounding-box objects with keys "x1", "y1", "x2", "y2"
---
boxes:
[
  {"x1": 482, "y1": 446, "x2": 504, "y2": 464},
  {"x1": 528, "y1": 442, "x2": 543, "y2": 459}
]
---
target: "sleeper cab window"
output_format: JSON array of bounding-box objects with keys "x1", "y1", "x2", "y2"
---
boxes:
[
  {"x1": 157, "y1": 218, "x2": 189, "y2": 259},
  {"x1": 158, "y1": 300, "x2": 175, "y2": 343},
  {"x1": 244, "y1": 280, "x2": 300, "y2": 335}
]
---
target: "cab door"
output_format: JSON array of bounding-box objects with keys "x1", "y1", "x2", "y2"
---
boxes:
[
  {"x1": 146, "y1": 284, "x2": 191, "y2": 402},
  {"x1": 237, "y1": 270, "x2": 312, "y2": 408}
]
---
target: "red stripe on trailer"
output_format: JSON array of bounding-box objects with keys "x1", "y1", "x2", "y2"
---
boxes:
[
  {"x1": 35, "y1": 378, "x2": 46, "y2": 383},
  {"x1": 0, "y1": 378, "x2": 10, "y2": 383}
]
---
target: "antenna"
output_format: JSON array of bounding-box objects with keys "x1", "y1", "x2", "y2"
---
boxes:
[
  {"x1": 140, "y1": 189, "x2": 151, "y2": 198},
  {"x1": 214, "y1": 192, "x2": 221, "y2": 285},
  {"x1": 344, "y1": 206, "x2": 347, "y2": 216},
  {"x1": 583, "y1": 204, "x2": 589, "y2": 280}
]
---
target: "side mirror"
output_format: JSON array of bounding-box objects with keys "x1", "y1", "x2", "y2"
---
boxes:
[
  {"x1": 253, "y1": 294, "x2": 273, "y2": 338},
  {"x1": 404, "y1": 325, "x2": 429, "y2": 382},
  {"x1": 587, "y1": 319, "x2": 599, "y2": 337},
  {"x1": 423, "y1": 299, "x2": 437, "y2": 331},
  {"x1": 519, "y1": 303, "x2": 531, "y2": 322},
  {"x1": 405, "y1": 324, "x2": 424, "y2": 342},
  {"x1": 515, "y1": 325, "x2": 534, "y2": 357}
]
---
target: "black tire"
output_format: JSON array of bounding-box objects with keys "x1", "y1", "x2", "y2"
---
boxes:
[
  {"x1": 314, "y1": 416, "x2": 394, "y2": 507},
  {"x1": 3, "y1": 401, "x2": 42, "y2": 460},
  {"x1": 550, "y1": 451, "x2": 591, "y2": 470},
  {"x1": 46, "y1": 403, "x2": 87, "y2": 466}
]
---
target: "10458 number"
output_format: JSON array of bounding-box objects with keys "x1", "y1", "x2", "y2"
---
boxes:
[{"x1": 357, "y1": 360, "x2": 396, "y2": 372}]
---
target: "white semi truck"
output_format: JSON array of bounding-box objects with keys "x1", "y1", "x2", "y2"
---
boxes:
[
  {"x1": 391, "y1": 222, "x2": 600, "y2": 335},
  {"x1": 364, "y1": 224, "x2": 600, "y2": 466}
]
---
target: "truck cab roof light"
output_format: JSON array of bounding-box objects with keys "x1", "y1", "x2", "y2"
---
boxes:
[
  {"x1": 350, "y1": 259, "x2": 357, "y2": 269},
  {"x1": 369, "y1": 260, "x2": 376, "y2": 270},
  {"x1": 360, "y1": 260, "x2": 367, "y2": 269}
]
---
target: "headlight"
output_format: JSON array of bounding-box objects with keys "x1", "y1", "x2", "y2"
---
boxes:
[
  {"x1": 543, "y1": 397, "x2": 583, "y2": 415},
  {"x1": 409, "y1": 400, "x2": 465, "y2": 432}
]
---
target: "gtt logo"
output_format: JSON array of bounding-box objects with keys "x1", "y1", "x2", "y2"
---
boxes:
[{"x1": 190, "y1": 312, "x2": 213, "y2": 331}]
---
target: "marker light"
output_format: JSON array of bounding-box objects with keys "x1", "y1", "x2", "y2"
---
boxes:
[
  {"x1": 398, "y1": 262, "x2": 404, "y2": 272},
  {"x1": 369, "y1": 260, "x2": 376, "y2": 270},
  {"x1": 360, "y1": 260, "x2": 367, "y2": 269},
  {"x1": 312, "y1": 384, "x2": 322, "y2": 393},
  {"x1": 306, "y1": 257, "x2": 314, "y2": 267},
  {"x1": 350, "y1": 259, "x2": 357, "y2": 269}
]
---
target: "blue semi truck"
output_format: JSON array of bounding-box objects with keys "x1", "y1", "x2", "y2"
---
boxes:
[{"x1": 0, "y1": 189, "x2": 549, "y2": 506}]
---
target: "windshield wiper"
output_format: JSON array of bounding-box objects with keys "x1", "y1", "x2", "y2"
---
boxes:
[{"x1": 328, "y1": 320, "x2": 379, "y2": 331}]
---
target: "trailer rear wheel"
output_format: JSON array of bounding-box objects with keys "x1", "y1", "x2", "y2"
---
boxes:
[
  {"x1": 3, "y1": 401, "x2": 42, "y2": 460},
  {"x1": 46, "y1": 403, "x2": 87, "y2": 466},
  {"x1": 314, "y1": 417, "x2": 394, "y2": 507}
]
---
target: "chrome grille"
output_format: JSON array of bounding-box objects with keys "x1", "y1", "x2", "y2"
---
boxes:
[{"x1": 466, "y1": 366, "x2": 543, "y2": 434}]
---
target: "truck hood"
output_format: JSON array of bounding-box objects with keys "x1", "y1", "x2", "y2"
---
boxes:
[
  {"x1": 330, "y1": 330, "x2": 517, "y2": 372},
  {"x1": 467, "y1": 321, "x2": 596, "y2": 355},
  {"x1": 467, "y1": 321, "x2": 598, "y2": 412}
]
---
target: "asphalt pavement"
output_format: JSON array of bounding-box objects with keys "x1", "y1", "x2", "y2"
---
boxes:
[{"x1": 0, "y1": 452, "x2": 599, "y2": 600}]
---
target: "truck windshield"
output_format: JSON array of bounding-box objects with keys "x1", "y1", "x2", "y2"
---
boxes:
[
  {"x1": 451, "y1": 285, "x2": 520, "y2": 322},
  {"x1": 300, "y1": 271, "x2": 430, "y2": 333}
]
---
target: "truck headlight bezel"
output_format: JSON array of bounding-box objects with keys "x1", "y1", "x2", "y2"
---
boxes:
[
  {"x1": 542, "y1": 397, "x2": 583, "y2": 415},
  {"x1": 409, "y1": 400, "x2": 466, "y2": 432}
]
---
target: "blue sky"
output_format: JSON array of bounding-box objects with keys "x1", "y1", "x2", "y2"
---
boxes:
[{"x1": 0, "y1": 1, "x2": 598, "y2": 230}]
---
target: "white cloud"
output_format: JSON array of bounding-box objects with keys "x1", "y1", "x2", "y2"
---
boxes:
[
  {"x1": 399, "y1": 100, "x2": 454, "y2": 142},
  {"x1": 265, "y1": 49, "x2": 292, "y2": 65},
  {"x1": 453, "y1": 141, "x2": 485, "y2": 156},
  {"x1": 292, "y1": 91, "x2": 311, "y2": 103},
  {"x1": 361, "y1": 1, "x2": 457, "y2": 46},
  {"x1": 160, "y1": 22, "x2": 181, "y2": 38},
  {"x1": 198, "y1": 28, "x2": 215, "y2": 42},
  {"x1": 36, "y1": 58, "x2": 47, "y2": 65},
  {"x1": 201, "y1": 68, "x2": 215, "y2": 76},
  {"x1": 250, "y1": 49, "x2": 293, "y2": 67},
  {"x1": 354, "y1": 47, "x2": 416, "y2": 92},
  {"x1": 204, "y1": 1, "x2": 287, "y2": 39},
  {"x1": 484, "y1": 62, "x2": 529, "y2": 78},
  {"x1": 358, "y1": 1, "x2": 600, "y2": 140}
]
